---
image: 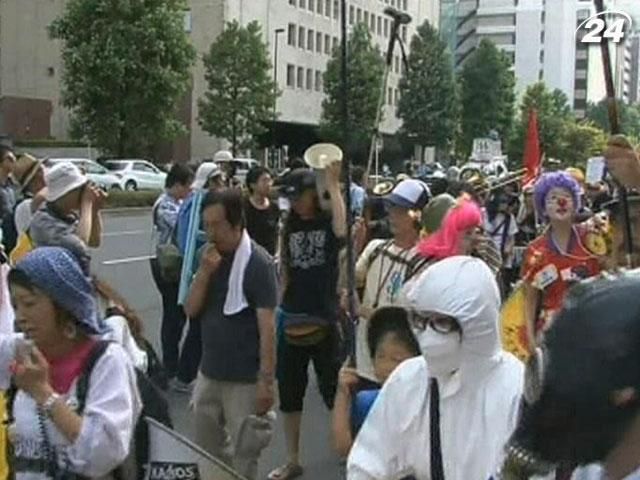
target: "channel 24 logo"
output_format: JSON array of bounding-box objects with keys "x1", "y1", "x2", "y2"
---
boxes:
[{"x1": 576, "y1": 10, "x2": 633, "y2": 44}]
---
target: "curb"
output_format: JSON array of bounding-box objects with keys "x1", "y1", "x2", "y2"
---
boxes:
[{"x1": 103, "y1": 207, "x2": 153, "y2": 215}]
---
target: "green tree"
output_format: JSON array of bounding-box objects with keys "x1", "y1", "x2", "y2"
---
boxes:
[
  {"x1": 50, "y1": 0, "x2": 196, "y2": 157},
  {"x1": 509, "y1": 82, "x2": 574, "y2": 163},
  {"x1": 321, "y1": 23, "x2": 384, "y2": 161},
  {"x1": 398, "y1": 20, "x2": 458, "y2": 153},
  {"x1": 587, "y1": 98, "x2": 640, "y2": 138},
  {"x1": 459, "y1": 39, "x2": 515, "y2": 156},
  {"x1": 199, "y1": 21, "x2": 278, "y2": 155},
  {"x1": 559, "y1": 122, "x2": 608, "y2": 168}
]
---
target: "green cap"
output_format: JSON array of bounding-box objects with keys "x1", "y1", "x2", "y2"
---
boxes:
[{"x1": 422, "y1": 194, "x2": 457, "y2": 234}]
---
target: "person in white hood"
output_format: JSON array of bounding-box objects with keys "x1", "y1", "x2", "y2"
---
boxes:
[{"x1": 347, "y1": 256, "x2": 524, "y2": 480}]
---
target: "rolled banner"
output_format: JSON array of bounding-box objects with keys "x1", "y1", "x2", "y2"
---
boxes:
[
  {"x1": 145, "y1": 417, "x2": 247, "y2": 480},
  {"x1": 178, "y1": 190, "x2": 204, "y2": 306}
]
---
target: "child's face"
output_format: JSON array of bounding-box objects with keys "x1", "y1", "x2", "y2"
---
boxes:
[{"x1": 374, "y1": 334, "x2": 416, "y2": 384}]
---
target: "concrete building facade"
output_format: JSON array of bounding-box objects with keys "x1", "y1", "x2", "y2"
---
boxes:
[{"x1": 0, "y1": 0, "x2": 435, "y2": 162}]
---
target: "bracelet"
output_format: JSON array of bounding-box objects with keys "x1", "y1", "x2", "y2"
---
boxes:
[{"x1": 41, "y1": 393, "x2": 61, "y2": 417}]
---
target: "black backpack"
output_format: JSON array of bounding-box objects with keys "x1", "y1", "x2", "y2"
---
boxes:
[{"x1": 7, "y1": 341, "x2": 173, "y2": 479}]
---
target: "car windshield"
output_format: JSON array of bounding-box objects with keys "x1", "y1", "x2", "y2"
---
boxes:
[{"x1": 105, "y1": 163, "x2": 128, "y2": 171}]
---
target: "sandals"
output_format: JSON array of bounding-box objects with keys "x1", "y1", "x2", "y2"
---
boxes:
[{"x1": 267, "y1": 463, "x2": 304, "y2": 480}]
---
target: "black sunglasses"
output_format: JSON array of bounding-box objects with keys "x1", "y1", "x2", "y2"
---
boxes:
[{"x1": 408, "y1": 311, "x2": 461, "y2": 334}]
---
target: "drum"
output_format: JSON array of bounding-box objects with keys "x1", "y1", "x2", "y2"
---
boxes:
[{"x1": 500, "y1": 283, "x2": 531, "y2": 362}]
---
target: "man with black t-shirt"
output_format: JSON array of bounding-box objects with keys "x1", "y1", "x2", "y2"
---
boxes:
[
  {"x1": 244, "y1": 166, "x2": 279, "y2": 256},
  {"x1": 268, "y1": 165, "x2": 345, "y2": 480}
]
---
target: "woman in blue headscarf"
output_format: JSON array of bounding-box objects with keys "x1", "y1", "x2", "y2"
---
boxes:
[{"x1": 0, "y1": 246, "x2": 141, "y2": 479}]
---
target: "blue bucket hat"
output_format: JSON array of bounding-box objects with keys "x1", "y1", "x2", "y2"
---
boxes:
[{"x1": 13, "y1": 247, "x2": 107, "y2": 334}]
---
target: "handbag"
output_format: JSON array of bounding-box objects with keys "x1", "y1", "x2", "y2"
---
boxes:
[
  {"x1": 153, "y1": 204, "x2": 183, "y2": 284},
  {"x1": 281, "y1": 311, "x2": 331, "y2": 347}
]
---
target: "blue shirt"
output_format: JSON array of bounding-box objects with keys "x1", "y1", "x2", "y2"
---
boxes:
[
  {"x1": 152, "y1": 192, "x2": 181, "y2": 250},
  {"x1": 176, "y1": 192, "x2": 206, "y2": 255}
]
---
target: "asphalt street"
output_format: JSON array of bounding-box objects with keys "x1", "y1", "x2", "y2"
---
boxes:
[{"x1": 92, "y1": 209, "x2": 344, "y2": 480}]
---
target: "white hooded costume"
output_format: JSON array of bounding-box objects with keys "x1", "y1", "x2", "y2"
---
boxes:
[{"x1": 347, "y1": 256, "x2": 524, "y2": 480}]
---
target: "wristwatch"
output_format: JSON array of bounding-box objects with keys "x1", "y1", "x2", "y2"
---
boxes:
[{"x1": 41, "y1": 392, "x2": 61, "y2": 417}]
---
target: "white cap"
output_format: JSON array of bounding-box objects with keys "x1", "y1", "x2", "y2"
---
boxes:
[
  {"x1": 385, "y1": 179, "x2": 431, "y2": 210},
  {"x1": 213, "y1": 150, "x2": 233, "y2": 162},
  {"x1": 192, "y1": 162, "x2": 222, "y2": 189},
  {"x1": 45, "y1": 162, "x2": 88, "y2": 202}
]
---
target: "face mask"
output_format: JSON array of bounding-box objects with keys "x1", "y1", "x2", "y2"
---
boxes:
[{"x1": 415, "y1": 327, "x2": 462, "y2": 377}]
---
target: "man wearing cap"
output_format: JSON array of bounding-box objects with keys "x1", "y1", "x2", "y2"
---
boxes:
[
  {"x1": 11, "y1": 153, "x2": 46, "y2": 237},
  {"x1": 176, "y1": 161, "x2": 226, "y2": 256},
  {"x1": 269, "y1": 164, "x2": 345, "y2": 480},
  {"x1": 29, "y1": 162, "x2": 106, "y2": 274},
  {"x1": 351, "y1": 179, "x2": 431, "y2": 383}
]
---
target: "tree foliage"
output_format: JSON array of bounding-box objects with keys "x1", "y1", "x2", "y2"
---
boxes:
[
  {"x1": 398, "y1": 20, "x2": 458, "y2": 152},
  {"x1": 509, "y1": 82, "x2": 607, "y2": 168},
  {"x1": 198, "y1": 21, "x2": 278, "y2": 155},
  {"x1": 321, "y1": 23, "x2": 384, "y2": 161},
  {"x1": 558, "y1": 121, "x2": 607, "y2": 168},
  {"x1": 50, "y1": 0, "x2": 196, "y2": 158},
  {"x1": 459, "y1": 39, "x2": 515, "y2": 156},
  {"x1": 587, "y1": 98, "x2": 640, "y2": 139}
]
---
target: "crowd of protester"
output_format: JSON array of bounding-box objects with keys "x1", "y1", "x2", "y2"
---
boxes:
[{"x1": 0, "y1": 137, "x2": 639, "y2": 480}]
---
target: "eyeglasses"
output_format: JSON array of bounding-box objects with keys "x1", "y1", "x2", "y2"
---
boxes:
[{"x1": 409, "y1": 311, "x2": 461, "y2": 334}]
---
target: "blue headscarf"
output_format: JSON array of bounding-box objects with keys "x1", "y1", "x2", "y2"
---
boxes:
[{"x1": 13, "y1": 247, "x2": 107, "y2": 334}]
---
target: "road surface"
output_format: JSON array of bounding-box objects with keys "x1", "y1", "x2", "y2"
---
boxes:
[{"x1": 92, "y1": 208, "x2": 345, "y2": 480}]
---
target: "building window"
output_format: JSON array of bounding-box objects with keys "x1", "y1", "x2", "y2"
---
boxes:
[
  {"x1": 333, "y1": 0, "x2": 339, "y2": 19},
  {"x1": 325, "y1": 34, "x2": 331, "y2": 54},
  {"x1": 289, "y1": 0, "x2": 296, "y2": 5},
  {"x1": 377, "y1": 16, "x2": 382, "y2": 35},
  {"x1": 297, "y1": 67, "x2": 304, "y2": 88},
  {"x1": 364, "y1": 11, "x2": 370, "y2": 27},
  {"x1": 299, "y1": 0, "x2": 306, "y2": 8},
  {"x1": 401, "y1": 25, "x2": 407, "y2": 42},
  {"x1": 388, "y1": 87, "x2": 393, "y2": 105},
  {"x1": 370, "y1": 14, "x2": 376, "y2": 31},
  {"x1": 288, "y1": 24, "x2": 296, "y2": 46},
  {"x1": 403, "y1": 0, "x2": 408, "y2": 10},
  {"x1": 539, "y1": 49, "x2": 544, "y2": 63},
  {"x1": 541, "y1": 31, "x2": 545, "y2": 43},
  {"x1": 538, "y1": 69, "x2": 544, "y2": 80},
  {"x1": 316, "y1": 32, "x2": 322, "y2": 53},
  {"x1": 183, "y1": 10, "x2": 192, "y2": 33},
  {"x1": 315, "y1": 71, "x2": 323, "y2": 91},
  {"x1": 308, "y1": 0, "x2": 314, "y2": 11},
  {"x1": 394, "y1": 89, "x2": 400, "y2": 106},
  {"x1": 357, "y1": 8, "x2": 362, "y2": 23},
  {"x1": 287, "y1": 64, "x2": 295, "y2": 87},
  {"x1": 349, "y1": 5, "x2": 355, "y2": 24},
  {"x1": 394, "y1": 56, "x2": 400, "y2": 73},
  {"x1": 317, "y1": 0, "x2": 323, "y2": 14},
  {"x1": 325, "y1": 0, "x2": 331, "y2": 17},
  {"x1": 306, "y1": 69, "x2": 313, "y2": 90},
  {"x1": 308, "y1": 29, "x2": 314, "y2": 51},
  {"x1": 384, "y1": 18, "x2": 389, "y2": 37},
  {"x1": 333, "y1": 37, "x2": 339, "y2": 51},
  {"x1": 298, "y1": 26, "x2": 305, "y2": 49}
]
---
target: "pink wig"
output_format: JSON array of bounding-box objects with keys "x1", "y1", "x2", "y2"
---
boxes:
[{"x1": 418, "y1": 197, "x2": 483, "y2": 260}]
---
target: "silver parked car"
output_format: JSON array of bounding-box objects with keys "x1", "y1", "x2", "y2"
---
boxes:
[
  {"x1": 44, "y1": 158, "x2": 123, "y2": 191},
  {"x1": 104, "y1": 159, "x2": 167, "y2": 191}
]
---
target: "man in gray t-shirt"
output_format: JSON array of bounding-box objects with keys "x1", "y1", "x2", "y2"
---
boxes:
[{"x1": 184, "y1": 189, "x2": 277, "y2": 480}]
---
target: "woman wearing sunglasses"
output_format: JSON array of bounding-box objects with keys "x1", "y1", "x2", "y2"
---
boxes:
[{"x1": 347, "y1": 256, "x2": 524, "y2": 480}]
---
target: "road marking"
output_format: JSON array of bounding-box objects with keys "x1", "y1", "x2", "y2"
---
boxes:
[
  {"x1": 102, "y1": 230, "x2": 148, "y2": 238},
  {"x1": 102, "y1": 255, "x2": 155, "y2": 266}
]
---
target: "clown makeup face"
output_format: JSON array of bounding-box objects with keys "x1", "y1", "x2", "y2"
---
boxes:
[{"x1": 545, "y1": 187, "x2": 575, "y2": 223}]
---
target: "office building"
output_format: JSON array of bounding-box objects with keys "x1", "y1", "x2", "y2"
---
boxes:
[{"x1": 0, "y1": 0, "x2": 435, "y2": 161}]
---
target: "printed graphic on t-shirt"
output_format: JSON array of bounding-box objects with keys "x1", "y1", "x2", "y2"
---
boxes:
[{"x1": 288, "y1": 230, "x2": 327, "y2": 269}]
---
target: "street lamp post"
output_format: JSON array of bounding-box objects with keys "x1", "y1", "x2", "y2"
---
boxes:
[{"x1": 272, "y1": 28, "x2": 285, "y2": 169}]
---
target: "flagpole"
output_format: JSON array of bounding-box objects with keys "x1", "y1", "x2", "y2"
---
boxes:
[
  {"x1": 340, "y1": 0, "x2": 357, "y2": 363},
  {"x1": 594, "y1": 0, "x2": 634, "y2": 266}
]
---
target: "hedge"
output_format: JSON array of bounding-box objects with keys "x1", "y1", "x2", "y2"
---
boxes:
[{"x1": 105, "y1": 190, "x2": 161, "y2": 209}]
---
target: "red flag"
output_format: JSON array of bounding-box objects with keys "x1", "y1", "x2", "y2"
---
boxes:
[{"x1": 522, "y1": 109, "x2": 541, "y2": 187}]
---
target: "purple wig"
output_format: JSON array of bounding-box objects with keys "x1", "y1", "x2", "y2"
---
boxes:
[{"x1": 533, "y1": 172, "x2": 582, "y2": 219}]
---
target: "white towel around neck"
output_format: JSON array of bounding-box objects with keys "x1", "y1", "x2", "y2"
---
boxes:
[{"x1": 224, "y1": 230, "x2": 253, "y2": 316}]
